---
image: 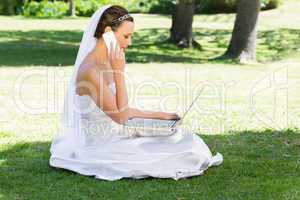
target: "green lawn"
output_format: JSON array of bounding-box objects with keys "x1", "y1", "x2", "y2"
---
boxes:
[
  {"x1": 1, "y1": 129, "x2": 299, "y2": 199},
  {"x1": 0, "y1": 0, "x2": 300, "y2": 199},
  {"x1": 1, "y1": 27, "x2": 298, "y2": 65}
]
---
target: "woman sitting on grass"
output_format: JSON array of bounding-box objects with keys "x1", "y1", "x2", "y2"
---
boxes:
[{"x1": 49, "y1": 4, "x2": 223, "y2": 181}]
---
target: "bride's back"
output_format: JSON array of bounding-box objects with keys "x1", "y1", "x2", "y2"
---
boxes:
[{"x1": 75, "y1": 52, "x2": 114, "y2": 97}]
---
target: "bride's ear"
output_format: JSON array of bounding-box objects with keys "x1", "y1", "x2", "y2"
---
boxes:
[{"x1": 104, "y1": 26, "x2": 112, "y2": 33}]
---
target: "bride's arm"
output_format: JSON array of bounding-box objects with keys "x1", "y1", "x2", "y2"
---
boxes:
[
  {"x1": 113, "y1": 68, "x2": 179, "y2": 120},
  {"x1": 113, "y1": 69, "x2": 179, "y2": 121},
  {"x1": 85, "y1": 66, "x2": 179, "y2": 123},
  {"x1": 111, "y1": 58, "x2": 179, "y2": 121},
  {"x1": 80, "y1": 47, "x2": 179, "y2": 124},
  {"x1": 113, "y1": 69, "x2": 129, "y2": 117},
  {"x1": 129, "y1": 108, "x2": 180, "y2": 120},
  {"x1": 108, "y1": 47, "x2": 179, "y2": 122},
  {"x1": 84, "y1": 67, "x2": 130, "y2": 124}
]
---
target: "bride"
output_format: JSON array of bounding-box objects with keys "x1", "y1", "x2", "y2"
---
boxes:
[{"x1": 49, "y1": 5, "x2": 223, "y2": 181}]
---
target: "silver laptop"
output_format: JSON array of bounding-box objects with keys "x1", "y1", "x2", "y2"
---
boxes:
[{"x1": 124, "y1": 92, "x2": 202, "y2": 130}]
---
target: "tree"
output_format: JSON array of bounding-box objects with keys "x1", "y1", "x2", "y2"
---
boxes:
[
  {"x1": 2, "y1": 0, "x2": 15, "y2": 15},
  {"x1": 69, "y1": 0, "x2": 75, "y2": 17},
  {"x1": 223, "y1": 0, "x2": 261, "y2": 63},
  {"x1": 170, "y1": 0, "x2": 196, "y2": 48}
]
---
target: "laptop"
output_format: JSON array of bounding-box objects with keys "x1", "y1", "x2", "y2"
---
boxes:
[{"x1": 123, "y1": 92, "x2": 202, "y2": 137}]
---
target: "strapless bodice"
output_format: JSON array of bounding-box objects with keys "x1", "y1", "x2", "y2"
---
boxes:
[{"x1": 75, "y1": 82, "x2": 120, "y2": 145}]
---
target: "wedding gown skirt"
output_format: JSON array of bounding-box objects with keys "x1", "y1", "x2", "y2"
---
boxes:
[{"x1": 49, "y1": 83, "x2": 223, "y2": 181}]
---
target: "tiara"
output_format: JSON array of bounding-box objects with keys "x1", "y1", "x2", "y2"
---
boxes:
[{"x1": 112, "y1": 14, "x2": 132, "y2": 23}]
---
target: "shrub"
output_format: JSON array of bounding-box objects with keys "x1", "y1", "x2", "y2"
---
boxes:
[
  {"x1": 23, "y1": 1, "x2": 68, "y2": 18},
  {"x1": 75, "y1": 0, "x2": 103, "y2": 17},
  {"x1": 19, "y1": 0, "x2": 283, "y2": 18},
  {"x1": 109, "y1": 0, "x2": 174, "y2": 14},
  {"x1": 261, "y1": 0, "x2": 283, "y2": 10},
  {"x1": 74, "y1": 0, "x2": 172, "y2": 16}
]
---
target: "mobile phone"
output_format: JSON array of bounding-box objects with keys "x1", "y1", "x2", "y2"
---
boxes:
[{"x1": 102, "y1": 31, "x2": 119, "y2": 55}]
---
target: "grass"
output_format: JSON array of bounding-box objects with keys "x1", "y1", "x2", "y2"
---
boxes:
[
  {"x1": 1, "y1": 129, "x2": 299, "y2": 200},
  {"x1": 0, "y1": 28, "x2": 299, "y2": 66},
  {"x1": 0, "y1": 0, "x2": 300, "y2": 199},
  {"x1": 1, "y1": 1, "x2": 300, "y2": 66}
]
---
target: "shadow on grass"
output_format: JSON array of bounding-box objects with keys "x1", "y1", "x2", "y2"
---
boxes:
[
  {"x1": 0, "y1": 28, "x2": 299, "y2": 67},
  {"x1": 0, "y1": 129, "x2": 299, "y2": 199}
]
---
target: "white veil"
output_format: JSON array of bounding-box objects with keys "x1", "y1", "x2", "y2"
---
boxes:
[{"x1": 50, "y1": 5, "x2": 112, "y2": 156}]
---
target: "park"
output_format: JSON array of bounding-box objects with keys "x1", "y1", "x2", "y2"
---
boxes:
[{"x1": 0, "y1": 0, "x2": 299, "y2": 199}]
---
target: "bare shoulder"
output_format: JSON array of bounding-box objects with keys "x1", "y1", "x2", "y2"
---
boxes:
[
  {"x1": 77, "y1": 62, "x2": 98, "y2": 82},
  {"x1": 76, "y1": 62, "x2": 101, "y2": 96}
]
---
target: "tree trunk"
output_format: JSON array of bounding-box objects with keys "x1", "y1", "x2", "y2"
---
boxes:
[
  {"x1": 69, "y1": 0, "x2": 75, "y2": 17},
  {"x1": 3, "y1": 0, "x2": 15, "y2": 15},
  {"x1": 170, "y1": 0, "x2": 195, "y2": 48},
  {"x1": 224, "y1": 0, "x2": 261, "y2": 62}
]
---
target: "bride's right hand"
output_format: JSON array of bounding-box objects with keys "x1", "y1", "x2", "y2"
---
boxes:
[{"x1": 109, "y1": 42, "x2": 125, "y2": 71}]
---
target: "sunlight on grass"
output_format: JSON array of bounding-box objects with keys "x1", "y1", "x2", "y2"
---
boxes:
[
  {"x1": 0, "y1": 28, "x2": 299, "y2": 66},
  {"x1": 0, "y1": 0, "x2": 299, "y2": 66},
  {"x1": 0, "y1": 60, "x2": 299, "y2": 142}
]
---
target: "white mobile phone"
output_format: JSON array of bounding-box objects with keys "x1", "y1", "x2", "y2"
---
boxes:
[{"x1": 102, "y1": 31, "x2": 119, "y2": 55}]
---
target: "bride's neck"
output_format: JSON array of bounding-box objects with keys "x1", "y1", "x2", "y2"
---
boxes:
[{"x1": 90, "y1": 38, "x2": 109, "y2": 66}]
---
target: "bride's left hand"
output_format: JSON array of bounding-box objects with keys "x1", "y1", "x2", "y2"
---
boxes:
[{"x1": 157, "y1": 112, "x2": 180, "y2": 120}]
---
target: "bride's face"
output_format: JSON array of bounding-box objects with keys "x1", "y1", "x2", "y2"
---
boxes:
[{"x1": 114, "y1": 21, "x2": 134, "y2": 50}]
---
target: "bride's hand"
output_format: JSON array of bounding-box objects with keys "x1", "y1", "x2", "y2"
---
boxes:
[
  {"x1": 109, "y1": 42, "x2": 125, "y2": 71},
  {"x1": 158, "y1": 112, "x2": 180, "y2": 120}
]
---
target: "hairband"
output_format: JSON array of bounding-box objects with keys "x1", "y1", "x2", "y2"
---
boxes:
[{"x1": 112, "y1": 14, "x2": 132, "y2": 24}]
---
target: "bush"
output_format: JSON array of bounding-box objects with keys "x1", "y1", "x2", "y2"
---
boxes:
[
  {"x1": 23, "y1": 1, "x2": 68, "y2": 18},
  {"x1": 74, "y1": 0, "x2": 173, "y2": 16},
  {"x1": 117, "y1": 0, "x2": 155, "y2": 13},
  {"x1": 18, "y1": 0, "x2": 282, "y2": 18},
  {"x1": 109, "y1": 0, "x2": 174, "y2": 14},
  {"x1": 261, "y1": 0, "x2": 282, "y2": 10},
  {"x1": 75, "y1": 0, "x2": 103, "y2": 17},
  {"x1": 148, "y1": 0, "x2": 175, "y2": 14},
  {"x1": 22, "y1": 0, "x2": 112, "y2": 17}
]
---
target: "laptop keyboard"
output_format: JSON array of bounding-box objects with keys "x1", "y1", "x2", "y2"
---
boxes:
[{"x1": 125, "y1": 118, "x2": 177, "y2": 129}]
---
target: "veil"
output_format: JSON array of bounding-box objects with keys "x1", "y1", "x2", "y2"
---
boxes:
[{"x1": 50, "y1": 5, "x2": 112, "y2": 156}]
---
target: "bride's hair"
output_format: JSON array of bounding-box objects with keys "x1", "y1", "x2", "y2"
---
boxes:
[{"x1": 94, "y1": 5, "x2": 134, "y2": 39}]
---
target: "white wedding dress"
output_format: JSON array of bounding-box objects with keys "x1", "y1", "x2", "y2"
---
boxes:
[
  {"x1": 49, "y1": 5, "x2": 223, "y2": 181},
  {"x1": 50, "y1": 82, "x2": 223, "y2": 181}
]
